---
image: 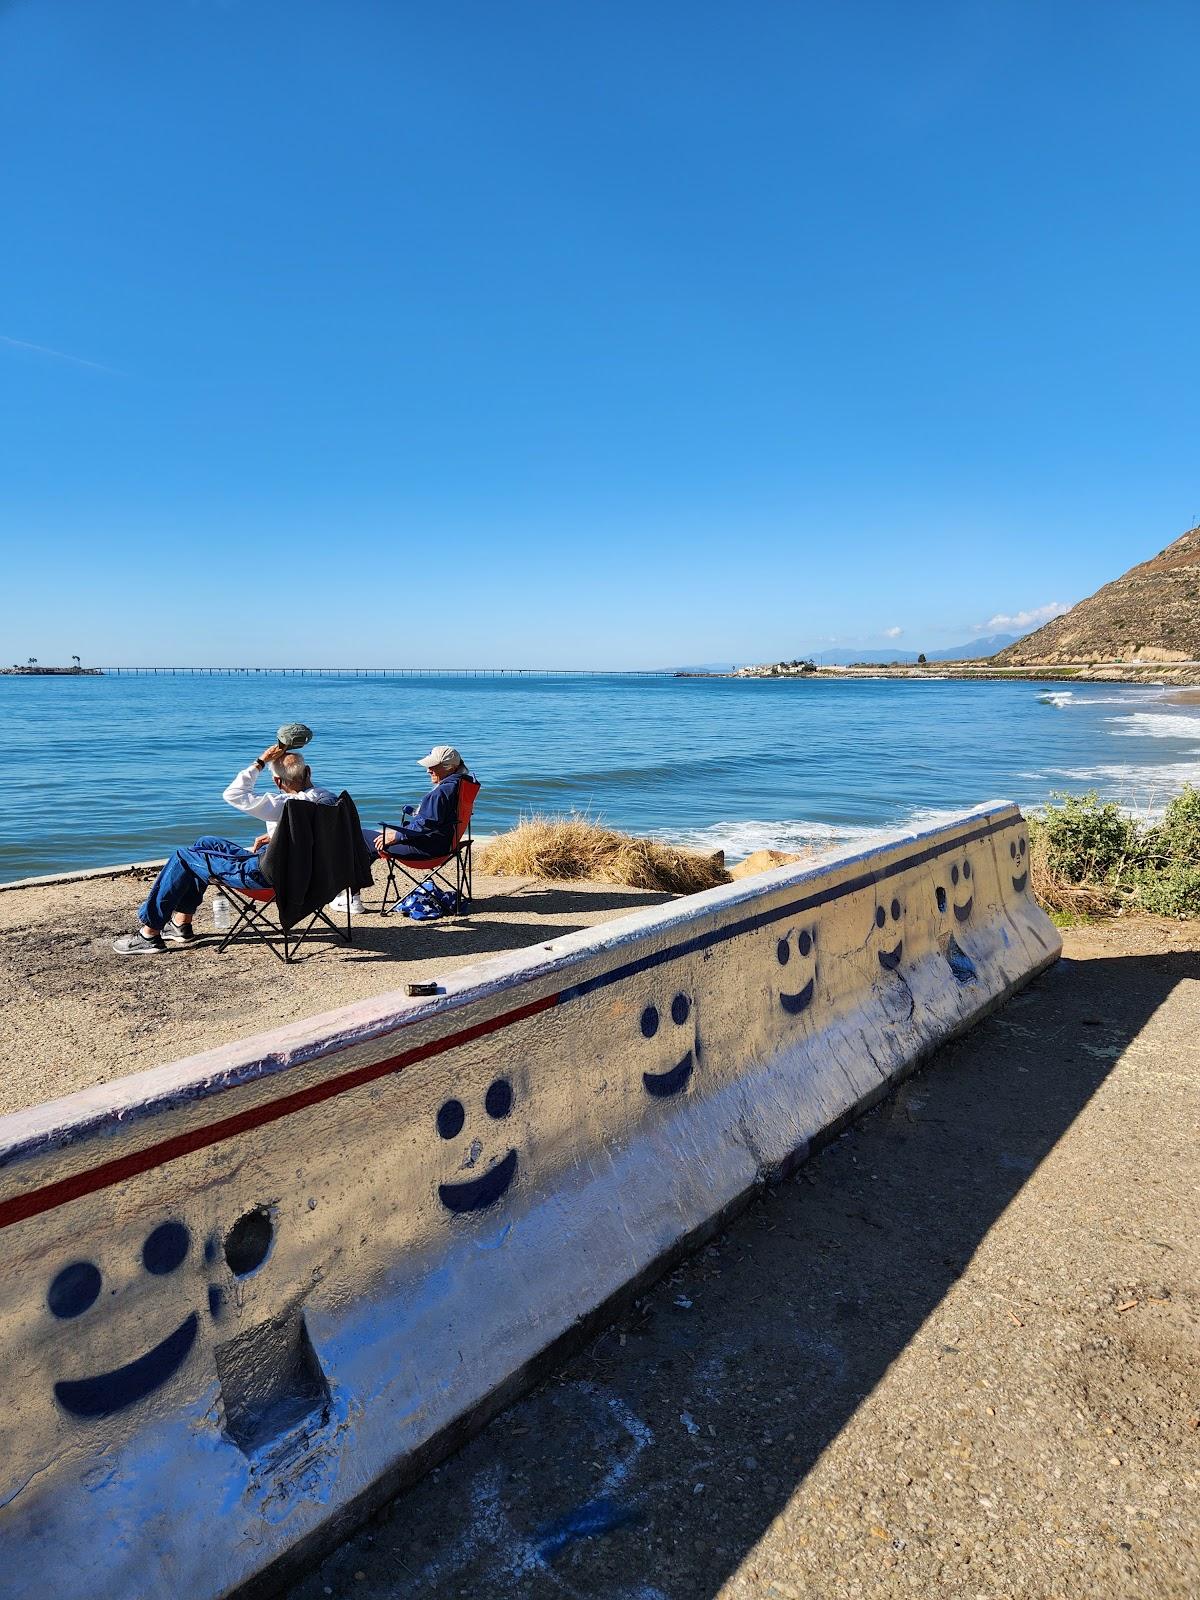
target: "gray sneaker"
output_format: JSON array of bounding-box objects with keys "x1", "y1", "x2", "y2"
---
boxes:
[
  {"x1": 113, "y1": 929, "x2": 166, "y2": 956},
  {"x1": 161, "y1": 920, "x2": 196, "y2": 944}
]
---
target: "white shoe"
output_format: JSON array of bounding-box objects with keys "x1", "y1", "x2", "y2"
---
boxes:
[{"x1": 327, "y1": 892, "x2": 364, "y2": 915}]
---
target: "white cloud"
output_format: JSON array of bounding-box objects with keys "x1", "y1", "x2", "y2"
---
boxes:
[
  {"x1": 883, "y1": 626, "x2": 903, "y2": 639},
  {"x1": 975, "y1": 601, "x2": 1072, "y2": 635}
]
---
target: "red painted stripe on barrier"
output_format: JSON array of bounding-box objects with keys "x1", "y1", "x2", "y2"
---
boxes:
[{"x1": 0, "y1": 991, "x2": 559, "y2": 1231}]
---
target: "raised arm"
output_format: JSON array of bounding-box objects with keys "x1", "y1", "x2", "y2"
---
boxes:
[{"x1": 222, "y1": 743, "x2": 288, "y2": 822}]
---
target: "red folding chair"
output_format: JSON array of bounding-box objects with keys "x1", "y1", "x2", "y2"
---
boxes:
[
  {"x1": 207, "y1": 878, "x2": 352, "y2": 964},
  {"x1": 202, "y1": 797, "x2": 366, "y2": 964},
  {"x1": 377, "y1": 777, "x2": 480, "y2": 917}
]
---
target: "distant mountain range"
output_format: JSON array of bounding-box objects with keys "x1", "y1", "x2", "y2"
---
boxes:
[
  {"x1": 994, "y1": 525, "x2": 1200, "y2": 664},
  {"x1": 792, "y1": 632, "x2": 1023, "y2": 667},
  {"x1": 674, "y1": 635, "x2": 1025, "y2": 673}
]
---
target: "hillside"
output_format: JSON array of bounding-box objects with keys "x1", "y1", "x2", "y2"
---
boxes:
[{"x1": 994, "y1": 525, "x2": 1200, "y2": 665}]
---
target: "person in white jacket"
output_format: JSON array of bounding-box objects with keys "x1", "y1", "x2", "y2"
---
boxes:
[
  {"x1": 221, "y1": 743, "x2": 337, "y2": 852},
  {"x1": 113, "y1": 743, "x2": 337, "y2": 956}
]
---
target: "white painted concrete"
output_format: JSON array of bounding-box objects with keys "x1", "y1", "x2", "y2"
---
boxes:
[{"x1": 0, "y1": 802, "x2": 1058, "y2": 1597}]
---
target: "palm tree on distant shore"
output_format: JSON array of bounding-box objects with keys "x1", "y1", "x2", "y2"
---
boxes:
[
  {"x1": 27, "y1": 657, "x2": 37, "y2": 666},
  {"x1": 72, "y1": 654, "x2": 81, "y2": 669}
]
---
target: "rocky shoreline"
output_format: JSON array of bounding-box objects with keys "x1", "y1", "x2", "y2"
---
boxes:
[
  {"x1": 1, "y1": 665, "x2": 102, "y2": 676},
  {"x1": 715, "y1": 661, "x2": 1200, "y2": 686}
]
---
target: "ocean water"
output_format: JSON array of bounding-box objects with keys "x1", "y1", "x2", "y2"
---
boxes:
[{"x1": 2, "y1": 673, "x2": 1199, "y2": 883}]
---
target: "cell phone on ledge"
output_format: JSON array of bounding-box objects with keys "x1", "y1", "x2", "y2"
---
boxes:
[{"x1": 405, "y1": 981, "x2": 439, "y2": 997}]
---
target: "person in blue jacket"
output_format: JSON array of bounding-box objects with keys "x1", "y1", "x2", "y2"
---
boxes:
[{"x1": 373, "y1": 744, "x2": 472, "y2": 859}]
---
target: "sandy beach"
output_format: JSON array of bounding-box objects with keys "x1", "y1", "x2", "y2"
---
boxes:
[{"x1": 0, "y1": 863, "x2": 672, "y2": 1115}]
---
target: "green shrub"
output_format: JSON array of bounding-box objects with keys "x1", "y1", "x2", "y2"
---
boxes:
[
  {"x1": 1031, "y1": 791, "x2": 1142, "y2": 885},
  {"x1": 1146, "y1": 785, "x2": 1200, "y2": 866},
  {"x1": 1135, "y1": 863, "x2": 1200, "y2": 918}
]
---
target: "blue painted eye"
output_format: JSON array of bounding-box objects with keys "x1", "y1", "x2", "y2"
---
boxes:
[
  {"x1": 485, "y1": 1078, "x2": 512, "y2": 1119},
  {"x1": 890, "y1": 899, "x2": 901, "y2": 922},
  {"x1": 963, "y1": 861, "x2": 971, "y2": 880},
  {"x1": 776, "y1": 938, "x2": 790, "y2": 966},
  {"x1": 671, "y1": 993, "x2": 690, "y2": 1026},
  {"x1": 951, "y1": 865, "x2": 959, "y2": 885},
  {"x1": 437, "y1": 1099, "x2": 465, "y2": 1140},
  {"x1": 48, "y1": 1261, "x2": 102, "y2": 1320},
  {"x1": 143, "y1": 1221, "x2": 189, "y2": 1276},
  {"x1": 1020, "y1": 837, "x2": 1027, "y2": 857},
  {"x1": 875, "y1": 906, "x2": 886, "y2": 929},
  {"x1": 1010, "y1": 841, "x2": 1017, "y2": 859},
  {"x1": 798, "y1": 930, "x2": 812, "y2": 957},
  {"x1": 640, "y1": 1005, "x2": 660, "y2": 1039}
]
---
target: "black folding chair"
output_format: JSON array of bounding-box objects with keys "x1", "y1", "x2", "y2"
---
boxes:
[
  {"x1": 206, "y1": 875, "x2": 352, "y2": 964},
  {"x1": 207, "y1": 793, "x2": 372, "y2": 963}
]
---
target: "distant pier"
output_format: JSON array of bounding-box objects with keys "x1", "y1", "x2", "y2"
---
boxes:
[{"x1": 99, "y1": 665, "x2": 678, "y2": 678}]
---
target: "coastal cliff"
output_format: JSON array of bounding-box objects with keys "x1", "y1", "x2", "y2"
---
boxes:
[{"x1": 994, "y1": 524, "x2": 1200, "y2": 666}]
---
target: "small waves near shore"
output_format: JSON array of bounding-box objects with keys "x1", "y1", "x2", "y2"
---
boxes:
[{"x1": 2, "y1": 673, "x2": 1199, "y2": 881}]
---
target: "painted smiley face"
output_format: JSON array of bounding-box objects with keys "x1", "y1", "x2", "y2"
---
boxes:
[
  {"x1": 775, "y1": 926, "x2": 817, "y2": 1014},
  {"x1": 436, "y1": 1079, "x2": 518, "y2": 1213},
  {"x1": 640, "y1": 993, "x2": 695, "y2": 1098},
  {"x1": 943, "y1": 857, "x2": 974, "y2": 922},
  {"x1": 48, "y1": 1220, "x2": 198, "y2": 1419},
  {"x1": 1009, "y1": 834, "x2": 1029, "y2": 893},
  {"x1": 873, "y1": 897, "x2": 904, "y2": 970}
]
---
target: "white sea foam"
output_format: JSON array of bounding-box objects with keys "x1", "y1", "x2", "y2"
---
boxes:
[
  {"x1": 1107, "y1": 711, "x2": 1200, "y2": 741},
  {"x1": 1045, "y1": 760, "x2": 1200, "y2": 818},
  {"x1": 1038, "y1": 691, "x2": 1075, "y2": 707},
  {"x1": 653, "y1": 808, "x2": 969, "y2": 862}
]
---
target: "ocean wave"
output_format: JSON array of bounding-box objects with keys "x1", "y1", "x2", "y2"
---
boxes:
[
  {"x1": 1038, "y1": 691, "x2": 1075, "y2": 707},
  {"x1": 1106, "y1": 712, "x2": 1200, "y2": 740},
  {"x1": 1044, "y1": 760, "x2": 1200, "y2": 817},
  {"x1": 647, "y1": 808, "x2": 970, "y2": 862}
]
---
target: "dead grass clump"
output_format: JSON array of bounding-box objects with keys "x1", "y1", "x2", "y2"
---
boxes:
[
  {"x1": 1027, "y1": 828, "x2": 1124, "y2": 918},
  {"x1": 476, "y1": 815, "x2": 731, "y2": 895}
]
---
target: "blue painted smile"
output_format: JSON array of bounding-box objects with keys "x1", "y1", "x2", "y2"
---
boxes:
[
  {"x1": 643, "y1": 1051, "x2": 694, "y2": 1098},
  {"x1": 1011, "y1": 871, "x2": 1027, "y2": 893},
  {"x1": 439, "y1": 1149, "x2": 518, "y2": 1214},
  {"x1": 877, "y1": 942, "x2": 903, "y2": 971},
  {"x1": 54, "y1": 1312, "x2": 199, "y2": 1418},
  {"x1": 953, "y1": 896, "x2": 974, "y2": 922},
  {"x1": 779, "y1": 977, "x2": 815, "y2": 1015}
]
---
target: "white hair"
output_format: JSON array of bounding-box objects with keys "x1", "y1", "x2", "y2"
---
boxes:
[{"x1": 270, "y1": 753, "x2": 313, "y2": 791}]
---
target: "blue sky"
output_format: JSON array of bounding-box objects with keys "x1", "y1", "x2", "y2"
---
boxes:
[{"x1": 1, "y1": 1, "x2": 1197, "y2": 668}]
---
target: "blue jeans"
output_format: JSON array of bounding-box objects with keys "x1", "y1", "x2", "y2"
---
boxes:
[{"x1": 138, "y1": 836, "x2": 269, "y2": 930}]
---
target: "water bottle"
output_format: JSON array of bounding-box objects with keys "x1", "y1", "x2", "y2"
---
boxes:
[{"x1": 212, "y1": 896, "x2": 231, "y2": 932}]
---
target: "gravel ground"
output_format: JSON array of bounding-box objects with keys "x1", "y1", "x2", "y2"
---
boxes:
[
  {"x1": 0, "y1": 868, "x2": 671, "y2": 1113},
  {"x1": 288, "y1": 919, "x2": 1199, "y2": 1600}
]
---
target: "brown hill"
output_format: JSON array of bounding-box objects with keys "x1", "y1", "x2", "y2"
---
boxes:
[{"x1": 993, "y1": 525, "x2": 1200, "y2": 665}]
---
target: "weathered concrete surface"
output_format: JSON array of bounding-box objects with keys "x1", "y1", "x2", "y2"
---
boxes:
[
  {"x1": 291, "y1": 920, "x2": 1199, "y2": 1600},
  {"x1": 0, "y1": 804, "x2": 1054, "y2": 1597}
]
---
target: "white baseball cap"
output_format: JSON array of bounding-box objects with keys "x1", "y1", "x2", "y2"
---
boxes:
[{"x1": 417, "y1": 744, "x2": 462, "y2": 770}]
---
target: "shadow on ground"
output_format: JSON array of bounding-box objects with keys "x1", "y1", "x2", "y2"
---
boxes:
[{"x1": 287, "y1": 941, "x2": 1198, "y2": 1600}]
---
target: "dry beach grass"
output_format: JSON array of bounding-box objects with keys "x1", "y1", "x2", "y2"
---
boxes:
[{"x1": 476, "y1": 814, "x2": 731, "y2": 894}]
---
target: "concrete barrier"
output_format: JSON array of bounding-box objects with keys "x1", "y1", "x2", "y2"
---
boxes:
[{"x1": 0, "y1": 802, "x2": 1058, "y2": 1597}]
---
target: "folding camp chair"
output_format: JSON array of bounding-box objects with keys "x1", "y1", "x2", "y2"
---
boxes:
[
  {"x1": 205, "y1": 793, "x2": 370, "y2": 963},
  {"x1": 377, "y1": 777, "x2": 480, "y2": 917},
  {"x1": 206, "y1": 876, "x2": 352, "y2": 964}
]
